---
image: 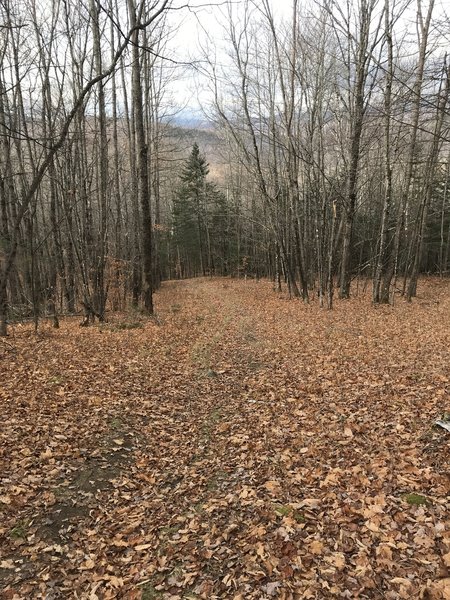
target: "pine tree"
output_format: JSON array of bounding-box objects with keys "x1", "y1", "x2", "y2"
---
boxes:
[
  {"x1": 172, "y1": 144, "x2": 210, "y2": 276},
  {"x1": 172, "y1": 144, "x2": 238, "y2": 278},
  {"x1": 208, "y1": 183, "x2": 232, "y2": 276}
]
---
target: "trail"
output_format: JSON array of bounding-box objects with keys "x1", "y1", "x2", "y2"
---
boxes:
[{"x1": 1, "y1": 278, "x2": 449, "y2": 599}]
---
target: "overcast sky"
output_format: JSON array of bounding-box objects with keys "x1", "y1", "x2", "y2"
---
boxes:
[
  {"x1": 162, "y1": 0, "x2": 449, "y2": 122},
  {"x1": 159, "y1": 0, "x2": 295, "y2": 120}
]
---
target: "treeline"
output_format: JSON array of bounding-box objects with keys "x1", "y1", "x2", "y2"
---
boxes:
[
  {"x1": 204, "y1": 0, "x2": 450, "y2": 307},
  {"x1": 0, "y1": 0, "x2": 175, "y2": 334},
  {"x1": 0, "y1": 0, "x2": 449, "y2": 335}
]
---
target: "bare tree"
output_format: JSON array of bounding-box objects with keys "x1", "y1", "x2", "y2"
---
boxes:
[{"x1": 0, "y1": 0, "x2": 171, "y2": 335}]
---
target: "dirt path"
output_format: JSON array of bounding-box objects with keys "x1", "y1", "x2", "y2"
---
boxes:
[{"x1": 1, "y1": 278, "x2": 449, "y2": 599}]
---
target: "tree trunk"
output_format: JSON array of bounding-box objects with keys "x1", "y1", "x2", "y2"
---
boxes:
[
  {"x1": 128, "y1": 0, "x2": 153, "y2": 313},
  {"x1": 373, "y1": 0, "x2": 393, "y2": 303}
]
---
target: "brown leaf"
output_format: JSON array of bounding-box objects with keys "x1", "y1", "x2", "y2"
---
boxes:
[{"x1": 308, "y1": 540, "x2": 324, "y2": 555}]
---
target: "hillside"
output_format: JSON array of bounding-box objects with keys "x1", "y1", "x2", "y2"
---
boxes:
[{"x1": 1, "y1": 278, "x2": 449, "y2": 599}]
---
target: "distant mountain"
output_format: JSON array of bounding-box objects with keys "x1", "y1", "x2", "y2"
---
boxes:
[
  {"x1": 162, "y1": 120, "x2": 226, "y2": 183},
  {"x1": 166, "y1": 108, "x2": 214, "y2": 130}
]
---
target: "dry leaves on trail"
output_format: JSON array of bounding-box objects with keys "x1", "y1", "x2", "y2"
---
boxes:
[{"x1": 0, "y1": 277, "x2": 449, "y2": 599}]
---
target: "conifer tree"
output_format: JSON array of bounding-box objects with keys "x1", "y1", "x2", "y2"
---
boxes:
[
  {"x1": 172, "y1": 144, "x2": 210, "y2": 276},
  {"x1": 172, "y1": 143, "x2": 237, "y2": 278}
]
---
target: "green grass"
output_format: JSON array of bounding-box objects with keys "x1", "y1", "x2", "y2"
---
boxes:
[
  {"x1": 10, "y1": 520, "x2": 29, "y2": 539},
  {"x1": 109, "y1": 417, "x2": 123, "y2": 430},
  {"x1": 272, "y1": 503, "x2": 306, "y2": 522},
  {"x1": 273, "y1": 503, "x2": 291, "y2": 517},
  {"x1": 209, "y1": 408, "x2": 223, "y2": 423},
  {"x1": 140, "y1": 584, "x2": 163, "y2": 600},
  {"x1": 404, "y1": 493, "x2": 428, "y2": 506},
  {"x1": 159, "y1": 524, "x2": 181, "y2": 537}
]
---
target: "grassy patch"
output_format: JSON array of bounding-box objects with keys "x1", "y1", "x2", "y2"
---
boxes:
[
  {"x1": 248, "y1": 359, "x2": 262, "y2": 371},
  {"x1": 206, "y1": 471, "x2": 228, "y2": 491},
  {"x1": 48, "y1": 375, "x2": 65, "y2": 385},
  {"x1": 109, "y1": 417, "x2": 123, "y2": 430},
  {"x1": 200, "y1": 408, "x2": 223, "y2": 442},
  {"x1": 273, "y1": 503, "x2": 291, "y2": 517},
  {"x1": 140, "y1": 584, "x2": 163, "y2": 600},
  {"x1": 192, "y1": 502, "x2": 205, "y2": 514},
  {"x1": 191, "y1": 330, "x2": 224, "y2": 370},
  {"x1": 191, "y1": 340, "x2": 211, "y2": 370},
  {"x1": 209, "y1": 408, "x2": 223, "y2": 423},
  {"x1": 293, "y1": 511, "x2": 306, "y2": 523},
  {"x1": 272, "y1": 503, "x2": 306, "y2": 522},
  {"x1": 52, "y1": 485, "x2": 71, "y2": 500},
  {"x1": 101, "y1": 314, "x2": 145, "y2": 331},
  {"x1": 207, "y1": 470, "x2": 228, "y2": 491},
  {"x1": 159, "y1": 524, "x2": 181, "y2": 537},
  {"x1": 114, "y1": 321, "x2": 143, "y2": 330},
  {"x1": 10, "y1": 520, "x2": 29, "y2": 539},
  {"x1": 407, "y1": 372, "x2": 423, "y2": 382},
  {"x1": 403, "y1": 493, "x2": 429, "y2": 506}
]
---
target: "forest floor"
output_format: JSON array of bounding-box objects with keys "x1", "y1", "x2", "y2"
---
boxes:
[{"x1": 0, "y1": 277, "x2": 449, "y2": 600}]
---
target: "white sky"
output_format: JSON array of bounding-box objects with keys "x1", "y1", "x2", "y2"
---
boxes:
[
  {"x1": 162, "y1": 0, "x2": 295, "y2": 118},
  {"x1": 163, "y1": 0, "x2": 449, "y2": 120}
]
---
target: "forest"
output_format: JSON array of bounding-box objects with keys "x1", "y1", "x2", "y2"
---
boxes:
[
  {"x1": 1, "y1": 0, "x2": 450, "y2": 598},
  {"x1": 0, "y1": 0, "x2": 449, "y2": 334}
]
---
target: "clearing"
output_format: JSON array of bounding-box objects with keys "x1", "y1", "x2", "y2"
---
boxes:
[{"x1": 0, "y1": 277, "x2": 449, "y2": 599}]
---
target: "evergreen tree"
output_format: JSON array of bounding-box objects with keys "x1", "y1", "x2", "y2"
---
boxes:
[
  {"x1": 172, "y1": 144, "x2": 238, "y2": 278},
  {"x1": 172, "y1": 144, "x2": 210, "y2": 277},
  {"x1": 208, "y1": 183, "x2": 233, "y2": 276}
]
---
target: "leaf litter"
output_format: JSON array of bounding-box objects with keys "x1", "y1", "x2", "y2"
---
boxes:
[{"x1": 0, "y1": 277, "x2": 449, "y2": 599}]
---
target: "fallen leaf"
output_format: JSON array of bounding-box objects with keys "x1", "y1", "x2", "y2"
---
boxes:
[{"x1": 309, "y1": 540, "x2": 324, "y2": 555}]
